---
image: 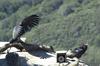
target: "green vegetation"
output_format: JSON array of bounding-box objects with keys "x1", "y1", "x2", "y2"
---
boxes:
[{"x1": 0, "y1": 0, "x2": 100, "y2": 65}]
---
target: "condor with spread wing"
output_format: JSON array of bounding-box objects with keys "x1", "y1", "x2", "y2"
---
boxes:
[{"x1": 10, "y1": 15, "x2": 40, "y2": 43}]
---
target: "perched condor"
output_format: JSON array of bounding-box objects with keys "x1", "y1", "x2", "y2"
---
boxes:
[
  {"x1": 67, "y1": 44, "x2": 88, "y2": 58},
  {"x1": 6, "y1": 52, "x2": 19, "y2": 66},
  {"x1": 10, "y1": 15, "x2": 40, "y2": 43},
  {"x1": 72, "y1": 44, "x2": 88, "y2": 58}
]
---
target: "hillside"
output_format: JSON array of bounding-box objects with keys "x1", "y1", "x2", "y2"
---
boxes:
[{"x1": 0, "y1": 0, "x2": 100, "y2": 66}]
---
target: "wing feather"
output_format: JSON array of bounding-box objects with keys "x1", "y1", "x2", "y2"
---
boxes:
[{"x1": 10, "y1": 14, "x2": 40, "y2": 43}]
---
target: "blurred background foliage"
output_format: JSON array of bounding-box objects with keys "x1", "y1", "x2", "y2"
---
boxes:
[{"x1": 0, "y1": 0, "x2": 100, "y2": 65}]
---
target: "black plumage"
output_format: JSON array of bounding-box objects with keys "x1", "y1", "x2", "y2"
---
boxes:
[
  {"x1": 6, "y1": 52, "x2": 19, "y2": 66},
  {"x1": 10, "y1": 14, "x2": 40, "y2": 43},
  {"x1": 72, "y1": 44, "x2": 88, "y2": 58},
  {"x1": 67, "y1": 44, "x2": 88, "y2": 58}
]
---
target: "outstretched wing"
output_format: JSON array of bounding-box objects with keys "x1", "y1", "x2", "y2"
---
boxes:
[
  {"x1": 10, "y1": 14, "x2": 40, "y2": 43},
  {"x1": 20, "y1": 14, "x2": 39, "y2": 32}
]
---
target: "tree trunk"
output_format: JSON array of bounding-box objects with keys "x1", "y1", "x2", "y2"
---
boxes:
[{"x1": 0, "y1": 42, "x2": 55, "y2": 54}]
